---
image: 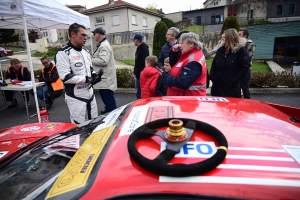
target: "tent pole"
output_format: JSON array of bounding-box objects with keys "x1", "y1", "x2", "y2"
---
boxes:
[
  {"x1": 89, "y1": 29, "x2": 93, "y2": 53},
  {"x1": 22, "y1": 16, "x2": 41, "y2": 123}
]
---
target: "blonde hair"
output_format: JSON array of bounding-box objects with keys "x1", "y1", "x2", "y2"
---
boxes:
[
  {"x1": 145, "y1": 55, "x2": 158, "y2": 67},
  {"x1": 164, "y1": 57, "x2": 169, "y2": 64},
  {"x1": 180, "y1": 32, "x2": 203, "y2": 49},
  {"x1": 224, "y1": 28, "x2": 239, "y2": 50}
]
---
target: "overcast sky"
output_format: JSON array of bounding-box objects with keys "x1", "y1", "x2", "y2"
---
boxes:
[{"x1": 56, "y1": 0, "x2": 206, "y2": 14}]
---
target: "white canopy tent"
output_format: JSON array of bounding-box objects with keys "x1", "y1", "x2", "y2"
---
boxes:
[{"x1": 0, "y1": 0, "x2": 91, "y2": 122}]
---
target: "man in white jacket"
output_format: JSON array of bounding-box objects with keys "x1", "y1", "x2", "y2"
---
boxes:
[
  {"x1": 91, "y1": 27, "x2": 117, "y2": 114},
  {"x1": 55, "y1": 23, "x2": 99, "y2": 124}
]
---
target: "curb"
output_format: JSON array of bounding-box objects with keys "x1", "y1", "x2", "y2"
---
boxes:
[{"x1": 114, "y1": 88, "x2": 300, "y2": 94}]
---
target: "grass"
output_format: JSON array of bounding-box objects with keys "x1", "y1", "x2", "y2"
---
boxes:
[
  {"x1": 117, "y1": 60, "x2": 135, "y2": 66},
  {"x1": 118, "y1": 58, "x2": 270, "y2": 73},
  {"x1": 181, "y1": 25, "x2": 209, "y2": 34},
  {"x1": 32, "y1": 47, "x2": 59, "y2": 58},
  {"x1": 206, "y1": 58, "x2": 270, "y2": 72}
]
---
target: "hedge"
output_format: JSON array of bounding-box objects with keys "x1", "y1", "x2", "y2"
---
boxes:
[{"x1": 2, "y1": 69, "x2": 299, "y2": 88}]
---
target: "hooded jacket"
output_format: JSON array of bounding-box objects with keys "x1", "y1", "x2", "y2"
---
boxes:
[
  {"x1": 140, "y1": 66, "x2": 160, "y2": 98},
  {"x1": 210, "y1": 37, "x2": 250, "y2": 98},
  {"x1": 134, "y1": 42, "x2": 149, "y2": 78}
]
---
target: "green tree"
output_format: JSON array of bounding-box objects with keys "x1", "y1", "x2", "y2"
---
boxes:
[
  {"x1": 146, "y1": 3, "x2": 158, "y2": 13},
  {"x1": 153, "y1": 21, "x2": 168, "y2": 57},
  {"x1": 161, "y1": 18, "x2": 175, "y2": 28},
  {"x1": 0, "y1": 29, "x2": 19, "y2": 45},
  {"x1": 221, "y1": 16, "x2": 240, "y2": 35}
]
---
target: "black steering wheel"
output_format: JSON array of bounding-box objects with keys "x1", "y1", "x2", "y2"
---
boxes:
[{"x1": 127, "y1": 118, "x2": 228, "y2": 177}]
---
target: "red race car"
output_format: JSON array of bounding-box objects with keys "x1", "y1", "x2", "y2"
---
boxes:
[
  {"x1": 0, "y1": 97, "x2": 300, "y2": 200},
  {"x1": 0, "y1": 47, "x2": 13, "y2": 57}
]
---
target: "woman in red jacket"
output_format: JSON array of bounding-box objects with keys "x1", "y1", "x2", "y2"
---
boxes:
[{"x1": 140, "y1": 56, "x2": 160, "y2": 98}]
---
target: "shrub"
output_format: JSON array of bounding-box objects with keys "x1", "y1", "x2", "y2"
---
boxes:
[
  {"x1": 153, "y1": 21, "x2": 168, "y2": 57},
  {"x1": 161, "y1": 18, "x2": 175, "y2": 28},
  {"x1": 116, "y1": 68, "x2": 135, "y2": 88},
  {"x1": 250, "y1": 72, "x2": 300, "y2": 88},
  {"x1": 221, "y1": 16, "x2": 240, "y2": 35}
]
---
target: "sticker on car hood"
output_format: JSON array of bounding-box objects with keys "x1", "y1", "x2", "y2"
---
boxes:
[
  {"x1": 46, "y1": 125, "x2": 116, "y2": 199},
  {"x1": 119, "y1": 105, "x2": 149, "y2": 136},
  {"x1": 93, "y1": 104, "x2": 127, "y2": 132}
]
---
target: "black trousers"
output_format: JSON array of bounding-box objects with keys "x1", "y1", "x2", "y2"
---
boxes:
[{"x1": 4, "y1": 90, "x2": 30, "y2": 102}]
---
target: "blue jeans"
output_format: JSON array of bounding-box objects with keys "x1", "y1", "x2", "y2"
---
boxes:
[
  {"x1": 240, "y1": 69, "x2": 252, "y2": 99},
  {"x1": 135, "y1": 77, "x2": 141, "y2": 99},
  {"x1": 99, "y1": 89, "x2": 117, "y2": 112},
  {"x1": 37, "y1": 84, "x2": 51, "y2": 105}
]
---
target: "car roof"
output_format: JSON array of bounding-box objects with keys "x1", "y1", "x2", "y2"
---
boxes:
[{"x1": 49, "y1": 97, "x2": 300, "y2": 200}]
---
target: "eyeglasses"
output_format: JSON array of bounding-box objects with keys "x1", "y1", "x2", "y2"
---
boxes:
[
  {"x1": 42, "y1": 61, "x2": 48, "y2": 65},
  {"x1": 166, "y1": 34, "x2": 172, "y2": 36}
]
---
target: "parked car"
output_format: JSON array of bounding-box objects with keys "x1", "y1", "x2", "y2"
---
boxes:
[
  {"x1": 0, "y1": 47, "x2": 13, "y2": 57},
  {"x1": 0, "y1": 97, "x2": 300, "y2": 200}
]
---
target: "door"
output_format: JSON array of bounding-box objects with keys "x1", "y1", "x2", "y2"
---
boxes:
[{"x1": 196, "y1": 16, "x2": 201, "y2": 25}]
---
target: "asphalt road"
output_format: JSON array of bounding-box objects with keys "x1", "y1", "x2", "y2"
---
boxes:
[{"x1": 0, "y1": 90, "x2": 299, "y2": 130}]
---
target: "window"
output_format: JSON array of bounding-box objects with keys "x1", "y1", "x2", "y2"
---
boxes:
[
  {"x1": 132, "y1": 15, "x2": 137, "y2": 25},
  {"x1": 46, "y1": 32, "x2": 48, "y2": 36},
  {"x1": 288, "y1": 4, "x2": 294, "y2": 15},
  {"x1": 112, "y1": 14, "x2": 120, "y2": 26},
  {"x1": 95, "y1": 16, "x2": 105, "y2": 24},
  {"x1": 277, "y1": 5, "x2": 283, "y2": 15},
  {"x1": 143, "y1": 17, "x2": 147, "y2": 27},
  {"x1": 211, "y1": 16, "x2": 216, "y2": 23}
]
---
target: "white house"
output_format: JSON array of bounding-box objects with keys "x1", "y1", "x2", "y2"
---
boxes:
[{"x1": 81, "y1": 0, "x2": 163, "y2": 45}]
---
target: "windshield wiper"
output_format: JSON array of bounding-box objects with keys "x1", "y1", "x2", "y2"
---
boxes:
[
  {"x1": 32, "y1": 116, "x2": 105, "y2": 152},
  {"x1": 0, "y1": 116, "x2": 105, "y2": 168}
]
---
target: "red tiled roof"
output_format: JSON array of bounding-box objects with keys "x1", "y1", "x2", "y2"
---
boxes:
[
  {"x1": 66, "y1": 5, "x2": 86, "y2": 8},
  {"x1": 81, "y1": 0, "x2": 163, "y2": 17}
]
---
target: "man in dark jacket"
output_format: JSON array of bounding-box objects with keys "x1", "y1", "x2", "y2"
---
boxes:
[
  {"x1": 133, "y1": 33, "x2": 149, "y2": 99},
  {"x1": 239, "y1": 28, "x2": 256, "y2": 99},
  {"x1": 35, "y1": 56, "x2": 63, "y2": 109},
  {"x1": 158, "y1": 27, "x2": 179, "y2": 68}
]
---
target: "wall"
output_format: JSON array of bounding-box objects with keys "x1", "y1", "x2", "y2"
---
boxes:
[
  {"x1": 267, "y1": 0, "x2": 300, "y2": 18},
  {"x1": 199, "y1": 32, "x2": 221, "y2": 52},
  {"x1": 127, "y1": 8, "x2": 161, "y2": 32},
  {"x1": 183, "y1": 6, "x2": 224, "y2": 25},
  {"x1": 84, "y1": 42, "x2": 153, "y2": 60},
  {"x1": 244, "y1": 21, "x2": 300, "y2": 60},
  {"x1": 36, "y1": 39, "x2": 47, "y2": 52},
  {"x1": 165, "y1": 12, "x2": 183, "y2": 23},
  {"x1": 235, "y1": 1, "x2": 267, "y2": 21}
]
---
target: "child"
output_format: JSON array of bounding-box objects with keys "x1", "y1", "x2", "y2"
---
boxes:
[
  {"x1": 140, "y1": 55, "x2": 160, "y2": 98},
  {"x1": 156, "y1": 57, "x2": 171, "y2": 96}
]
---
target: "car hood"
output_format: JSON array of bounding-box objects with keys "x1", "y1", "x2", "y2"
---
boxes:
[
  {"x1": 0, "y1": 122, "x2": 76, "y2": 161},
  {"x1": 46, "y1": 96, "x2": 300, "y2": 200}
]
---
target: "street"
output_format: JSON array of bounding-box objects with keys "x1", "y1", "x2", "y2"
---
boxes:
[{"x1": 0, "y1": 90, "x2": 299, "y2": 130}]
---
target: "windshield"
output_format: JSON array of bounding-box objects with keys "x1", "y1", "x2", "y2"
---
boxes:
[{"x1": 0, "y1": 104, "x2": 131, "y2": 200}]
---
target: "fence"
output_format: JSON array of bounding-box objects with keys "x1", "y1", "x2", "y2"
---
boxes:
[{"x1": 104, "y1": 29, "x2": 154, "y2": 45}]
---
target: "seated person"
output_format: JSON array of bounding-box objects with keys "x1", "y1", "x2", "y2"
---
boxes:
[
  {"x1": 5, "y1": 58, "x2": 31, "y2": 108},
  {"x1": 35, "y1": 56, "x2": 63, "y2": 109}
]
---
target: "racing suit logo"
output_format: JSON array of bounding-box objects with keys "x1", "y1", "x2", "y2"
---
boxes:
[{"x1": 74, "y1": 62, "x2": 83, "y2": 67}]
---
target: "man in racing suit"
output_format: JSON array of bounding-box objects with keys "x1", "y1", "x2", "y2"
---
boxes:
[{"x1": 55, "y1": 23, "x2": 100, "y2": 124}]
